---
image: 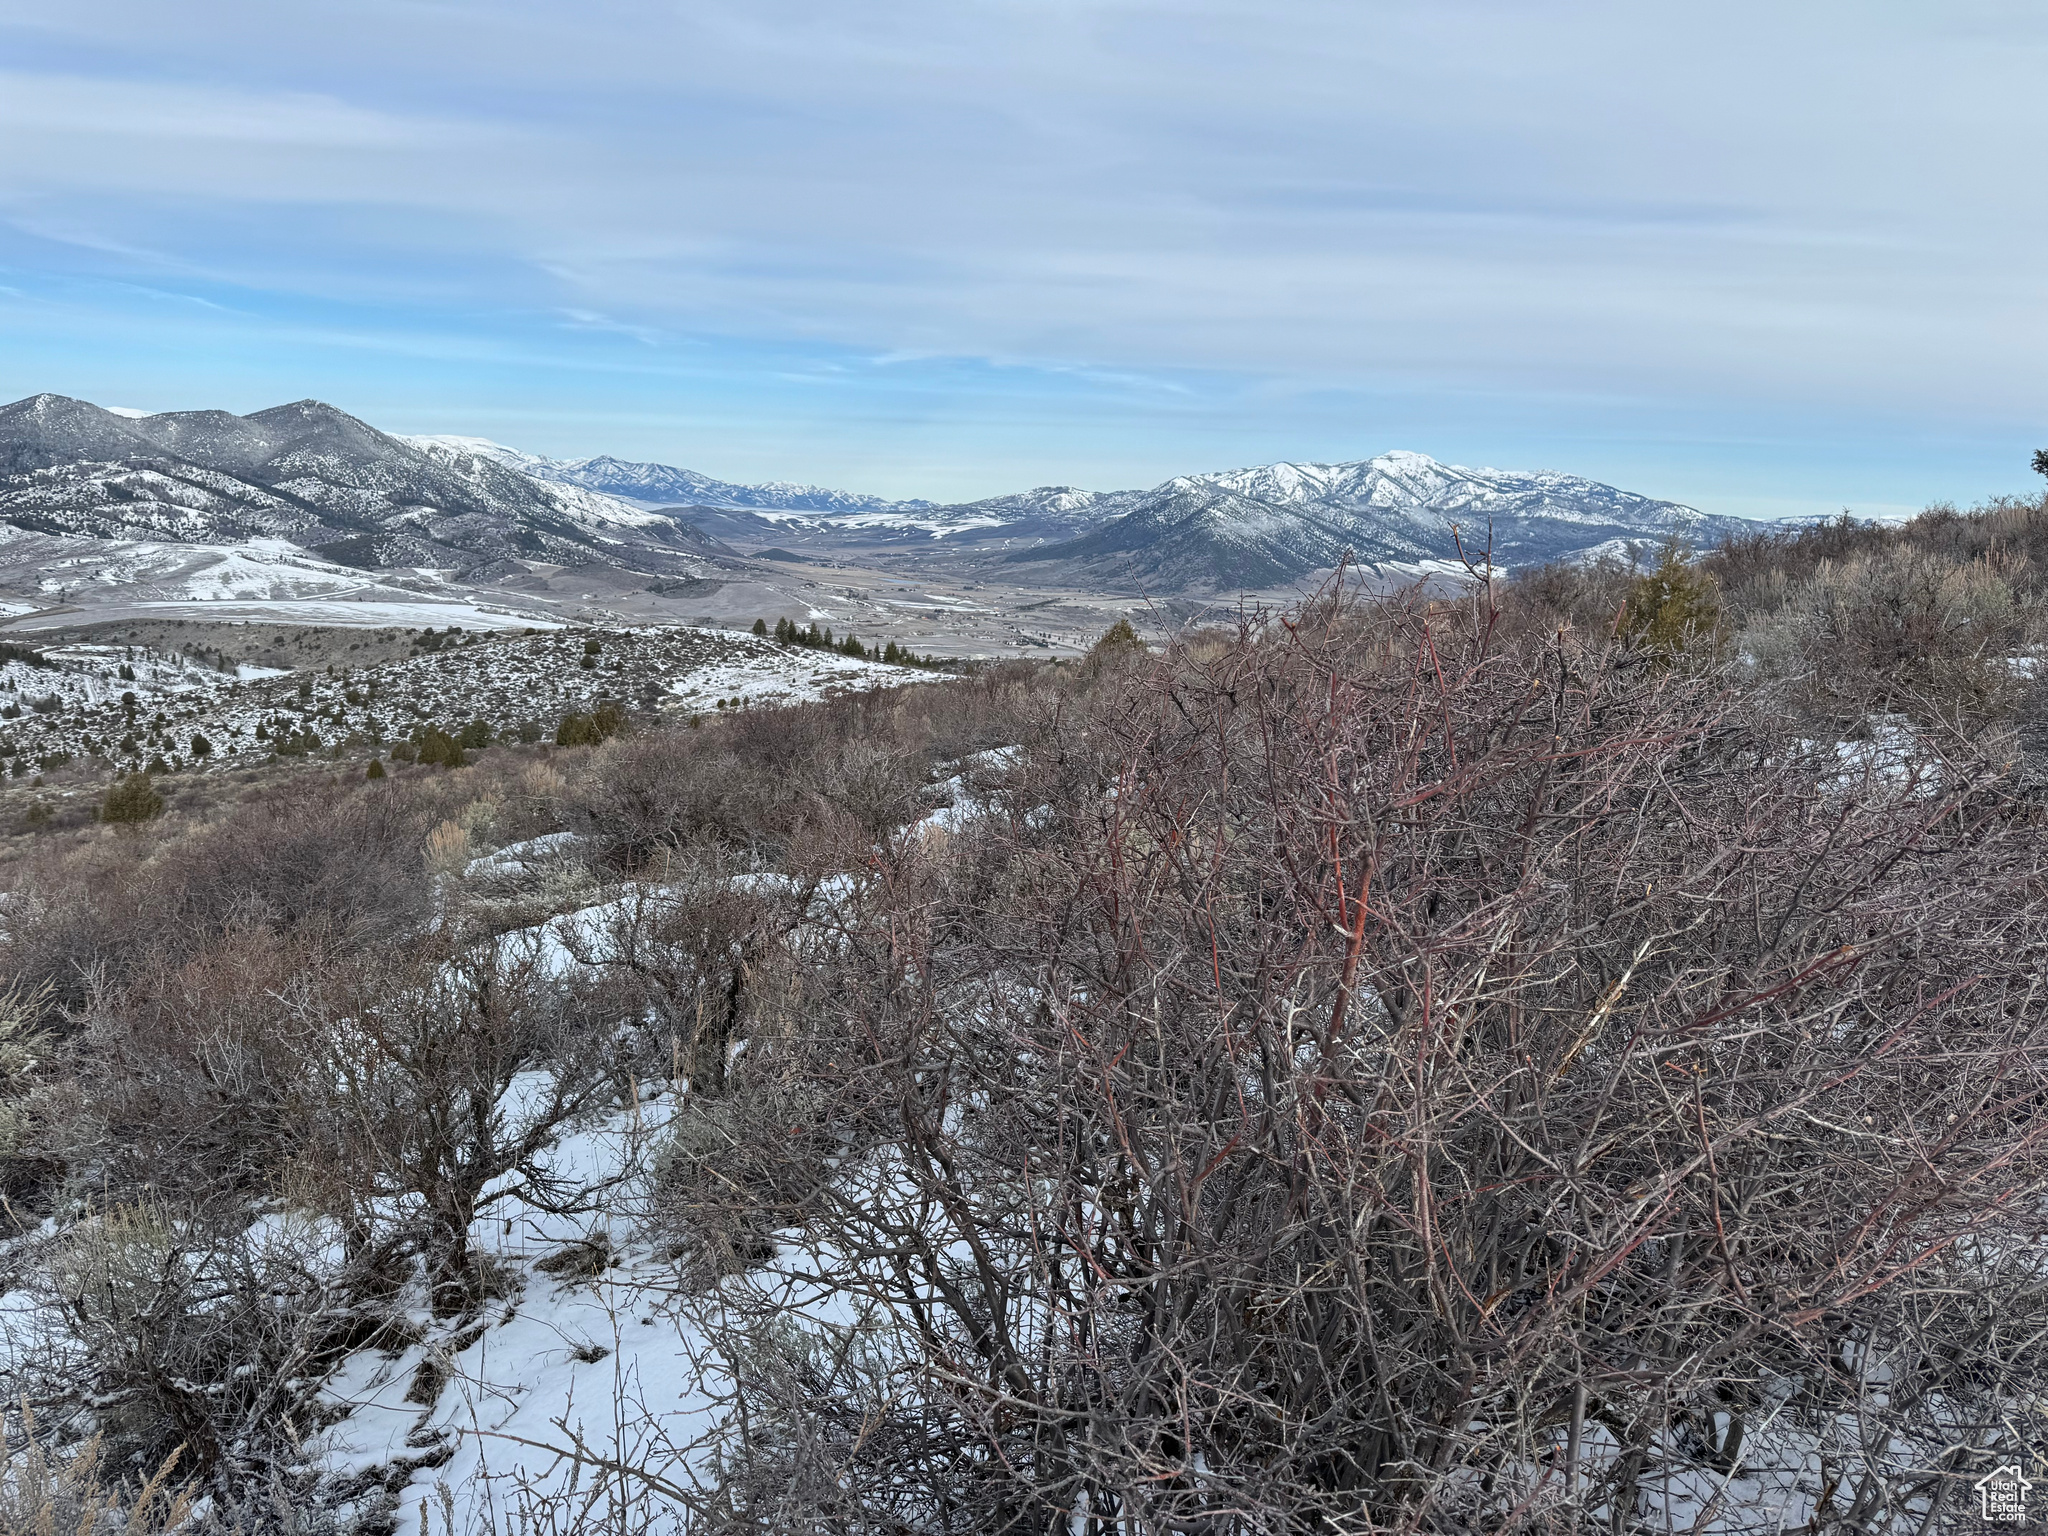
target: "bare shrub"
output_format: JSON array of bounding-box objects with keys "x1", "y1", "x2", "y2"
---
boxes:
[
  {"x1": 24, "y1": 1199, "x2": 354, "y2": 1491},
  {"x1": 314, "y1": 934, "x2": 613, "y2": 1314},
  {"x1": 44, "y1": 926, "x2": 337, "y2": 1204},
  {"x1": 689, "y1": 581, "x2": 2048, "y2": 1533},
  {"x1": 0, "y1": 1413, "x2": 198, "y2": 1534},
  {"x1": 1734, "y1": 544, "x2": 2040, "y2": 729}
]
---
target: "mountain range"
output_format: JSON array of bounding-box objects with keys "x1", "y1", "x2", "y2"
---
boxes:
[
  {"x1": 0, "y1": 395, "x2": 721, "y2": 579},
  {"x1": 0, "y1": 394, "x2": 1753, "y2": 597},
  {"x1": 1002, "y1": 450, "x2": 1747, "y2": 590},
  {"x1": 403, "y1": 435, "x2": 936, "y2": 517}
]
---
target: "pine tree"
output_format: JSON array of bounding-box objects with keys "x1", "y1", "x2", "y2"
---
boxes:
[
  {"x1": 189, "y1": 733, "x2": 212, "y2": 759},
  {"x1": 365, "y1": 758, "x2": 387, "y2": 780},
  {"x1": 751, "y1": 618, "x2": 769, "y2": 637}
]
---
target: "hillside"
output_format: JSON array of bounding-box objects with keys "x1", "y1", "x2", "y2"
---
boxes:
[
  {"x1": 0, "y1": 396, "x2": 714, "y2": 578},
  {"x1": 404, "y1": 434, "x2": 933, "y2": 516},
  {"x1": 0, "y1": 514, "x2": 2041, "y2": 1531},
  {"x1": 1005, "y1": 451, "x2": 1752, "y2": 591}
]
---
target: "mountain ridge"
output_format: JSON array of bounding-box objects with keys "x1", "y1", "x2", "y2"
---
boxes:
[
  {"x1": 0, "y1": 396, "x2": 721, "y2": 577},
  {"x1": 1, "y1": 395, "x2": 1760, "y2": 600},
  {"x1": 403, "y1": 434, "x2": 936, "y2": 517},
  {"x1": 1000, "y1": 450, "x2": 1750, "y2": 591}
]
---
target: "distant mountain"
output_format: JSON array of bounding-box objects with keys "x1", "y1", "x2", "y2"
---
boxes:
[
  {"x1": 10, "y1": 397, "x2": 1743, "y2": 601},
  {"x1": 403, "y1": 436, "x2": 934, "y2": 517},
  {"x1": 449, "y1": 427, "x2": 1737, "y2": 588},
  {"x1": 1006, "y1": 452, "x2": 1748, "y2": 591},
  {"x1": 0, "y1": 396, "x2": 723, "y2": 576},
  {"x1": 1005, "y1": 482, "x2": 1366, "y2": 591}
]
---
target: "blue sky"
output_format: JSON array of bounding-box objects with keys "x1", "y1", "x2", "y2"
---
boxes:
[{"x1": 1, "y1": 0, "x2": 2043, "y2": 516}]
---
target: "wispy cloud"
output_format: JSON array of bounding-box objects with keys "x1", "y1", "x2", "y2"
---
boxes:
[
  {"x1": 557, "y1": 308, "x2": 666, "y2": 345},
  {"x1": 0, "y1": 0, "x2": 2040, "y2": 508},
  {"x1": 0, "y1": 71, "x2": 476, "y2": 148}
]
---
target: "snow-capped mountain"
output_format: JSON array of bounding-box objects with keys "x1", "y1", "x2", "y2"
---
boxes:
[
  {"x1": 1169, "y1": 451, "x2": 1735, "y2": 563},
  {"x1": 450, "y1": 426, "x2": 1737, "y2": 587},
  {"x1": 1002, "y1": 481, "x2": 1368, "y2": 592},
  {"x1": 4, "y1": 396, "x2": 1744, "y2": 601},
  {"x1": 1005, "y1": 451, "x2": 1749, "y2": 591},
  {"x1": 402, "y1": 435, "x2": 934, "y2": 516},
  {"x1": 0, "y1": 396, "x2": 720, "y2": 576}
]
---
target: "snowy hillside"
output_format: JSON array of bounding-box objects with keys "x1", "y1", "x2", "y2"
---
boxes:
[
  {"x1": 1006, "y1": 451, "x2": 1751, "y2": 590},
  {"x1": 0, "y1": 396, "x2": 717, "y2": 578},
  {"x1": 431, "y1": 425, "x2": 1738, "y2": 579},
  {"x1": 403, "y1": 435, "x2": 934, "y2": 517},
  {"x1": 0, "y1": 625, "x2": 937, "y2": 778},
  {"x1": 1172, "y1": 450, "x2": 1738, "y2": 554}
]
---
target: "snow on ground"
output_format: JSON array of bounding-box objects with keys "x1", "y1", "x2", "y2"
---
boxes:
[
  {"x1": 464, "y1": 832, "x2": 584, "y2": 880},
  {"x1": 312, "y1": 1087, "x2": 726, "y2": 1534},
  {"x1": 0, "y1": 625, "x2": 947, "y2": 778},
  {"x1": 0, "y1": 537, "x2": 564, "y2": 632},
  {"x1": 662, "y1": 632, "x2": 939, "y2": 710},
  {"x1": 117, "y1": 599, "x2": 551, "y2": 630}
]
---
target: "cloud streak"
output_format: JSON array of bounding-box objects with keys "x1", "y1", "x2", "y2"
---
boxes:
[{"x1": 0, "y1": 0, "x2": 2041, "y2": 511}]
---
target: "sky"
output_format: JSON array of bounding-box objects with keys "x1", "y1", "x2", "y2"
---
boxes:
[{"x1": 0, "y1": 0, "x2": 2043, "y2": 517}]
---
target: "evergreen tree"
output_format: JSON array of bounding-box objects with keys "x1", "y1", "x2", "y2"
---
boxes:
[
  {"x1": 1622, "y1": 543, "x2": 1720, "y2": 658},
  {"x1": 100, "y1": 772, "x2": 163, "y2": 824},
  {"x1": 189, "y1": 733, "x2": 212, "y2": 759},
  {"x1": 365, "y1": 758, "x2": 387, "y2": 780},
  {"x1": 417, "y1": 725, "x2": 466, "y2": 768},
  {"x1": 751, "y1": 618, "x2": 769, "y2": 637},
  {"x1": 1087, "y1": 618, "x2": 1146, "y2": 669}
]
